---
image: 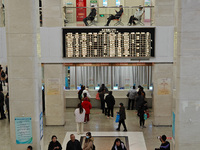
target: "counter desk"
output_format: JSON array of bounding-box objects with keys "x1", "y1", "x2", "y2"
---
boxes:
[{"x1": 65, "y1": 90, "x2": 152, "y2": 108}]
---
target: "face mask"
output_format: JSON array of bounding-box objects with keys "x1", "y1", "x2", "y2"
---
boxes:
[{"x1": 86, "y1": 136, "x2": 90, "y2": 139}]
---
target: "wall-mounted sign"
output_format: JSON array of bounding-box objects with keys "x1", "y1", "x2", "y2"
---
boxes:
[
  {"x1": 157, "y1": 78, "x2": 171, "y2": 95},
  {"x1": 63, "y1": 27, "x2": 155, "y2": 58},
  {"x1": 15, "y1": 117, "x2": 32, "y2": 144},
  {"x1": 76, "y1": 0, "x2": 86, "y2": 21},
  {"x1": 46, "y1": 78, "x2": 60, "y2": 95}
]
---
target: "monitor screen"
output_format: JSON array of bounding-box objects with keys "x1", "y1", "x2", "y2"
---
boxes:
[
  {"x1": 77, "y1": 86, "x2": 81, "y2": 90},
  {"x1": 149, "y1": 86, "x2": 153, "y2": 90},
  {"x1": 113, "y1": 86, "x2": 118, "y2": 90},
  {"x1": 95, "y1": 86, "x2": 100, "y2": 90}
]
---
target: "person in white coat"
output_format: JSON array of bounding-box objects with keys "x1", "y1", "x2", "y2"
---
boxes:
[
  {"x1": 82, "y1": 88, "x2": 91, "y2": 98},
  {"x1": 74, "y1": 103, "x2": 86, "y2": 134}
]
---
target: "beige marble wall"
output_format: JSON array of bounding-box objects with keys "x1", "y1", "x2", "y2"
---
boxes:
[
  {"x1": 152, "y1": 64, "x2": 173, "y2": 126},
  {"x1": 5, "y1": 0, "x2": 43, "y2": 149},
  {"x1": 174, "y1": 0, "x2": 200, "y2": 149},
  {"x1": 154, "y1": 0, "x2": 174, "y2": 26},
  {"x1": 44, "y1": 64, "x2": 65, "y2": 125},
  {"x1": 42, "y1": 0, "x2": 63, "y2": 27},
  {"x1": 0, "y1": 0, "x2": 3, "y2": 27}
]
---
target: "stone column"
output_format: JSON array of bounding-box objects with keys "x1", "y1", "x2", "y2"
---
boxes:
[
  {"x1": 42, "y1": 0, "x2": 63, "y2": 27},
  {"x1": 152, "y1": 64, "x2": 173, "y2": 126},
  {"x1": 174, "y1": 0, "x2": 200, "y2": 149},
  {"x1": 44, "y1": 64, "x2": 65, "y2": 125},
  {"x1": 154, "y1": 0, "x2": 174, "y2": 26},
  {"x1": 0, "y1": 0, "x2": 3, "y2": 27},
  {"x1": 5, "y1": 0, "x2": 43, "y2": 149}
]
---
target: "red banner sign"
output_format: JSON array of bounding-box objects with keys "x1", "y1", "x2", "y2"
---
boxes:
[{"x1": 76, "y1": 0, "x2": 86, "y2": 21}]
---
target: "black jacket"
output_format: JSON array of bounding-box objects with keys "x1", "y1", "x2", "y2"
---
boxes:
[
  {"x1": 136, "y1": 95, "x2": 144, "y2": 110},
  {"x1": 66, "y1": 140, "x2": 82, "y2": 150},
  {"x1": 89, "y1": 8, "x2": 96, "y2": 18},
  {"x1": 115, "y1": 8, "x2": 123, "y2": 18},
  {"x1": 48, "y1": 141, "x2": 62, "y2": 150},
  {"x1": 112, "y1": 142, "x2": 127, "y2": 150},
  {"x1": 119, "y1": 106, "x2": 126, "y2": 120},
  {"x1": 105, "y1": 95, "x2": 115, "y2": 107},
  {"x1": 0, "y1": 92, "x2": 4, "y2": 107},
  {"x1": 160, "y1": 141, "x2": 170, "y2": 150}
]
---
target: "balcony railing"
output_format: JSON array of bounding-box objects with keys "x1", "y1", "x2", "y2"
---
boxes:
[{"x1": 63, "y1": 6, "x2": 154, "y2": 27}]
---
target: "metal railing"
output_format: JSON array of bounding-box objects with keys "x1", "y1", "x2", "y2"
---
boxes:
[{"x1": 63, "y1": 6, "x2": 154, "y2": 27}]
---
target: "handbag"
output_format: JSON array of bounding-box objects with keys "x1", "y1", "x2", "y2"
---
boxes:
[
  {"x1": 115, "y1": 113, "x2": 120, "y2": 123},
  {"x1": 96, "y1": 93, "x2": 100, "y2": 100}
]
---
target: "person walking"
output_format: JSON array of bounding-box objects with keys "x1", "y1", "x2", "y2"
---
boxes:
[
  {"x1": 0, "y1": 90, "x2": 6, "y2": 120},
  {"x1": 138, "y1": 101, "x2": 147, "y2": 129},
  {"x1": 66, "y1": 134, "x2": 82, "y2": 150},
  {"x1": 82, "y1": 132, "x2": 94, "y2": 150},
  {"x1": 81, "y1": 94, "x2": 92, "y2": 123},
  {"x1": 136, "y1": 91, "x2": 144, "y2": 116},
  {"x1": 116, "y1": 103, "x2": 127, "y2": 131},
  {"x1": 74, "y1": 103, "x2": 86, "y2": 134},
  {"x1": 127, "y1": 86, "x2": 137, "y2": 110},
  {"x1": 98, "y1": 84, "x2": 108, "y2": 113},
  {"x1": 105, "y1": 91, "x2": 115, "y2": 118}
]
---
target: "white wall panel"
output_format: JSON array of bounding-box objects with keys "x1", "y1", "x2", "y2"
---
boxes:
[{"x1": 0, "y1": 27, "x2": 7, "y2": 65}]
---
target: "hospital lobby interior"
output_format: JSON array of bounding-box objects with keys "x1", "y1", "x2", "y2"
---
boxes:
[{"x1": 0, "y1": 0, "x2": 199, "y2": 150}]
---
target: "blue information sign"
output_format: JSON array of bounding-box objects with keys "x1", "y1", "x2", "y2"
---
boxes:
[{"x1": 15, "y1": 117, "x2": 33, "y2": 144}]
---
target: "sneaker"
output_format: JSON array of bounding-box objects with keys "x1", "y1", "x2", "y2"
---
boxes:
[
  {"x1": 140, "y1": 126, "x2": 143, "y2": 129},
  {"x1": 105, "y1": 24, "x2": 108, "y2": 26},
  {"x1": 84, "y1": 122, "x2": 87, "y2": 124},
  {"x1": 107, "y1": 117, "x2": 110, "y2": 119},
  {"x1": 116, "y1": 128, "x2": 120, "y2": 131},
  {"x1": 123, "y1": 129, "x2": 127, "y2": 132}
]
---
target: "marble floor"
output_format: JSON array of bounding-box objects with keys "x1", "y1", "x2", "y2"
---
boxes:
[{"x1": 0, "y1": 108, "x2": 172, "y2": 150}]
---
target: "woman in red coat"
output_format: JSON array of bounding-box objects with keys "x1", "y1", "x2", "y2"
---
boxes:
[{"x1": 81, "y1": 93, "x2": 92, "y2": 123}]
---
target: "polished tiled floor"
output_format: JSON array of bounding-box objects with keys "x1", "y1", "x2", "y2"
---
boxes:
[{"x1": 0, "y1": 108, "x2": 172, "y2": 150}]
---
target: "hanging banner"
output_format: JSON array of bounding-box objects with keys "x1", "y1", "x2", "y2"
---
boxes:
[
  {"x1": 15, "y1": 117, "x2": 33, "y2": 144},
  {"x1": 76, "y1": 0, "x2": 86, "y2": 21}
]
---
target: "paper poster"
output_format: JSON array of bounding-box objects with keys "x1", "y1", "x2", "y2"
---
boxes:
[
  {"x1": 157, "y1": 78, "x2": 171, "y2": 95},
  {"x1": 15, "y1": 117, "x2": 32, "y2": 144},
  {"x1": 47, "y1": 78, "x2": 60, "y2": 95}
]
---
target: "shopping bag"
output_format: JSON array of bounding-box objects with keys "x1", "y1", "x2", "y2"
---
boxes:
[
  {"x1": 115, "y1": 114, "x2": 120, "y2": 123},
  {"x1": 96, "y1": 93, "x2": 100, "y2": 100},
  {"x1": 144, "y1": 113, "x2": 147, "y2": 120}
]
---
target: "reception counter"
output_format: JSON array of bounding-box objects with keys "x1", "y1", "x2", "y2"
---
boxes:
[{"x1": 65, "y1": 89, "x2": 152, "y2": 108}]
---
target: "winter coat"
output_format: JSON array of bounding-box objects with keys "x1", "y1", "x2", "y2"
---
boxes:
[
  {"x1": 81, "y1": 100, "x2": 92, "y2": 114},
  {"x1": 119, "y1": 106, "x2": 126, "y2": 120},
  {"x1": 105, "y1": 95, "x2": 115, "y2": 108},
  {"x1": 83, "y1": 138, "x2": 94, "y2": 150},
  {"x1": 0, "y1": 92, "x2": 4, "y2": 107},
  {"x1": 48, "y1": 141, "x2": 62, "y2": 150},
  {"x1": 112, "y1": 142, "x2": 127, "y2": 150},
  {"x1": 74, "y1": 108, "x2": 86, "y2": 123}
]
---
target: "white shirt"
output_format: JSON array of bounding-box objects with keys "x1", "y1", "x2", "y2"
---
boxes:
[
  {"x1": 74, "y1": 108, "x2": 86, "y2": 123},
  {"x1": 82, "y1": 89, "x2": 91, "y2": 98},
  {"x1": 134, "y1": 9, "x2": 144, "y2": 19}
]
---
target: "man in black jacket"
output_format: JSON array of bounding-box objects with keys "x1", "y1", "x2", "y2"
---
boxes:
[
  {"x1": 116, "y1": 103, "x2": 127, "y2": 131},
  {"x1": 105, "y1": 5, "x2": 123, "y2": 26},
  {"x1": 0, "y1": 90, "x2": 6, "y2": 120},
  {"x1": 66, "y1": 134, "x2": 82, "y2": 150},
  {"x1": 105, "y1": 91, "x2": 115, "y2": 118},
  {"x1": 83, "y1": 5, "x2": 97, "y2": 26}
]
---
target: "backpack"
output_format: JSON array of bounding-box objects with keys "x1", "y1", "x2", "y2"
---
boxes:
[{"x1": 1, "y1": 71, "x2": 5, "y2": 78}]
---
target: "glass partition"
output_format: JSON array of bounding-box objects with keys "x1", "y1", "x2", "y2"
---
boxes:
[
  {"x1": 63, "y1": 6, "x2": 154, "y2": 27},
  {"x1": 65, "y1": 65, "x2": 152, "y2": 90}
]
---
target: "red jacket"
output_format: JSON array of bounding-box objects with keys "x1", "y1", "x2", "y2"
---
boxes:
[{"x1": 81, "y1": 100, "x2": 92, "y2": 114}]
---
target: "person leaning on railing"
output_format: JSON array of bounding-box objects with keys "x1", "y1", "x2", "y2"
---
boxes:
[
  {"x1": 105, "y1": 5, "x2": 123, "y2": 26},
  {"x1": 83, "y1": 5, "x2": 97, "y2": 26}
]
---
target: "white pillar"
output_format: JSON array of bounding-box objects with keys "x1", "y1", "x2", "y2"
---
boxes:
[
  {"x1": 42, "y1": 0, "x2": 63, "y2": 27},
  {"x1": 174, "y1": 0, "x2": 200, "y2": 149},
  {"x1": 152, "y1": 64, "x2": 173, "y2": 126},
  {"x1": 5, "y1": 0, "x2": 43, "y2": 149},
  {"x1": 44, "y1": 64, "x2": 65, "y2": 125}
]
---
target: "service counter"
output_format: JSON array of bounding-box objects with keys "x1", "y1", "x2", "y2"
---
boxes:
[{"x1": 65, "y1": 89, "x2": 152, "y2": 108}]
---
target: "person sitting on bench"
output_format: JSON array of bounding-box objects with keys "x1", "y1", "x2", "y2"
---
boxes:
[
  {"x1": 128, "y1": 5, "x2": 145, "y2": 26},
  {"x1": 105, "y1": 5, "x2": 123, "y2": 26},
  {"x1": 83, "y1": 5, "x2": 97, "y2": 26}
]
